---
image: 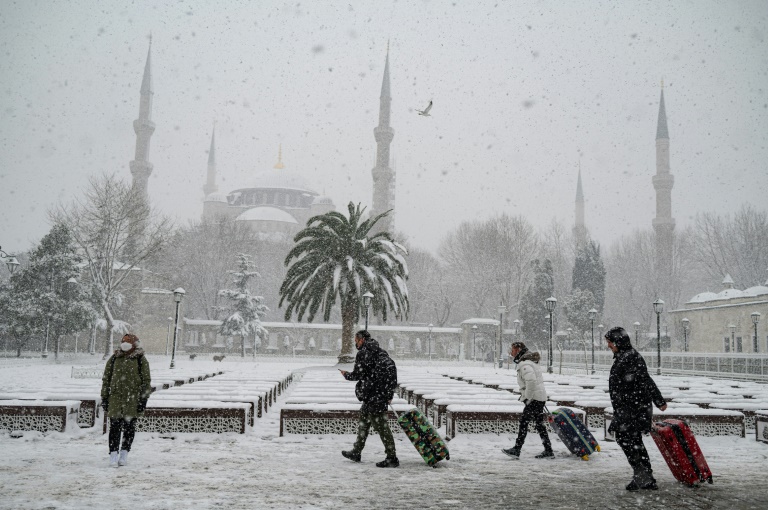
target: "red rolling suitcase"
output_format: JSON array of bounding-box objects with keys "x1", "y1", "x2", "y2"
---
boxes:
[{"x1": 651, "y1": 419, "x2": 713, "y2": 487}]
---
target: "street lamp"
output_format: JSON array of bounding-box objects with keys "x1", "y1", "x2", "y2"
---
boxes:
[
  {"x1": 362, "y1": 291, "x2": 374, "y2": 331},
  {"x1": 598, "y1": 324, "x2": 604, "y2": 351},
  {"x1": 165, "y1": 317, "x2": 174, "y2": 356},
  {"x1": 428, "y1": 323, "x2": 434, "y2": 362},
  {"x1": 567, "y1": 327, "x2": 573, "y2": 350},
  {"x1": 633, "y1": 322, "x2": 641, "y2": 347},
  {"x1": 545, "y1": 297, "x2": 557, "y2": 374},
  {"x1": 497, "y1": 302, "x2": 507, "y2": 368},
  {"x1": 0, "y1": 246, "x2": 20, "y2": 274},
  {"x1": 170, "y1": 287, "x2": 185, "y2": 369},
  {"x1": 472, "y1": 324, "x2": 478, "y2": 362},
  {"x1": 682, "y1": 318, "x2": 690, "y2": 352},
  {"x1": 653, "y1": 298, "x2": 664, "y2": 375},
  {"x1": 588, "y1": 308, "x2": 597, "y2": 374},
  {"x1": 729, "y1": 324, "x2": 736, "y2": 353},
  {"x1": 752, "y1": 312, "x2": 761, "y2": 353}
]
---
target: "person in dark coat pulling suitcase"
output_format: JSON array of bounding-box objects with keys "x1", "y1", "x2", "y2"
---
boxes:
[
  {"x1": 502, "y1": 342, "x2": 554, "y2": 459},
  {"x1": 605, "y1": 326, "x2": 667, "y2": 491},
  {"x1": 339, "y1": 330, "x2": 399, "y2": 467}
]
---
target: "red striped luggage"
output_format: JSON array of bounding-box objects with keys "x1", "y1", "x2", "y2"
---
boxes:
[{"x1": 651, "y1": 419, "x2": 713, "y2": 487}]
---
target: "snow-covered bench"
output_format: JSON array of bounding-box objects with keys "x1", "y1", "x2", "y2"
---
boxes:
[
  {"x1": 1, "y1": 393, "x2": 101, "y2": 428},
  {"x1": 279, "y1": 403, "x2": 413, "y2": 436},
  {"x1": 429, "y1": 394, "x2": 520, "y2": 428},
  {"x1": 0, "y1": 400, "x2": 81, "y2": 433},
  {"x1": 444, "y1": 404, "x2": 583, "y2": 440},
  {"x1": 603, "y1": 407, "x2": 746, "y2": 441},
  {"x1": 126, "y1": 401, "x2": 251, "y2": 434},
  {"x1": 756, "y1": 410, "x2": 768, "y2": 443},
  {"x1": 709, "y1": 402, "x2": 768, "y2": 430}
]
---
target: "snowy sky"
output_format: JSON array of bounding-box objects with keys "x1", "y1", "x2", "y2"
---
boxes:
[{"x1": 1, "y1": 0, "x2": 767, "y2": 254}]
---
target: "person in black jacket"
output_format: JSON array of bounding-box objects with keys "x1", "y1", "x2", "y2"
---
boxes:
[
  {"x1": 339, "y1": 330, "x2": 399, "y2": 467},
  {"x1": 605, "y1": 326, "x2": 668, "y2": 491}
]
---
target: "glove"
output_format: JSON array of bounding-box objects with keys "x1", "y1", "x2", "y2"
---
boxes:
[
  {"x1": 137, "y1": 398, "x2": 148, "y2": 413},
  {"x1": 101, "y1": 399, "x2": 108, "y2": 411}
]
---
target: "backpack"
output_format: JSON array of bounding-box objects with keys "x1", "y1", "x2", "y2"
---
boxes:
[{"x1": 354, "y1": 349, "x2": 398, "y2": 402}]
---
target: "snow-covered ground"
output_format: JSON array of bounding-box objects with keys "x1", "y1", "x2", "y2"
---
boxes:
[{"x1": 1, "y1": 357, "x2": 768, "y2": 509}]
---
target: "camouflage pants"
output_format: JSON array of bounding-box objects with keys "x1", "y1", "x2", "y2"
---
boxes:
[{"x1": 352, "y1": 411, "x2": 397, "y2": 458}]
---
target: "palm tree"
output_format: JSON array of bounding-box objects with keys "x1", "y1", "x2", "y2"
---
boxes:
[{"x1": 279, "y1": 202, "x2": 409, "y2": 363}]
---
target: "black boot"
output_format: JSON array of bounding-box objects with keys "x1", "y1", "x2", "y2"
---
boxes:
[
  {"x1": 625, "y1": 480, "x2": 640, "y2": 491},
  {"x1": 341, "y1": 450, "x2": 361, "y2": 463},
  {"x1": 376, "y1": 457, "x2": 399, "y2": 468},
  {"x1": 502, "y1": 446, "x2": 521, "y2": 459},
  {"x1": 534, "y1": 448, "x2": 555, "y2": 459}
]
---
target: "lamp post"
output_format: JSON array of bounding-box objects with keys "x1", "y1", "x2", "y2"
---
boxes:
[
  {"x1": 362, "y1": 291, "x2": 373, "y2": 331},
  {"x1": 428, "y1": 323, "x2": 434, "y2": 362},
  {"x1": 597, "y1": 324, "x2": 604, "y2": 352},
  {"x1": 633, "y1": 322, "x2": 641, "y2": 348},
  {"x1": 752, "y1": 312, "x2": 761, "y2": 353},
  {"x1": 545, "y1": 297, "x2": 557, "y2": 374},
  {"x1": 472, "y1": 324, "x2": 478, "y2": 362},
  {"x1": 682, "y1": 318, "x2": 690, "y2": 352},
  {"x1": 653, "y1": 298, "x2": 664, "y2": 375},
  {"x1": 497, "y1": 302, "x2": 506, "y2": 368},
  {"x1": 0, "y1": 246, "x2": 20, "y2": 274},
  {"x1": 170, "y1": 288, "x2": 185, "y2": 369},
  {"x1": 165, "y1": 317, "x2": 173, "y2": 356},
  {"x1": 729, "y1": 324, "x2": 736, "y2": 353},
  {"x1": 567, "y1": 328, "x2": 573, "y2": 350},
  {"x1": 588, "y1": 308, "x2": 597, "y2": 374}
]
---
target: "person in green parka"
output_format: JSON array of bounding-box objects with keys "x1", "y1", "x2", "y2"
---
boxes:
[{"x1": 101, "y1": 333, "x2": 151, "y2": 467}]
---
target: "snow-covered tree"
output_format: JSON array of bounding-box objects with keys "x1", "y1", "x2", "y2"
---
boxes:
[
  {"x1": 563, "y1": 288, "x2": 597, "y2": 341},
  {"x1": 0, "y1": 225, "x2": 96, "y2": 359},
  {"x1": 51, "y1": 174, "x2": 173, "y2": 358},
  {"x1": 572, "y1": 240, "x2": 606, "y2": 315},
  {"x1": 218, "y1": 254, "x2": 268, "y2": 357},
  {"x1": 519, "y1": 259, "x2": 555, "y2": 347},
  {"x1": 279, "y1": 202, "x2": 409, "y2": 363},
  {"x1": 0, "y1": 279, "x2": 38, "y2": 357}
]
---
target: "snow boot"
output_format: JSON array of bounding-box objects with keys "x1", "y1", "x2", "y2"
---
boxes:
[
  {"x1": 118, "y1": 450, "x2": 129, "y2": 466},
  {"x1": 502, "y1": 447, "x2": 521, "y2": 459},
  {"x1": 375, "y1": 457, "x2": 399, "y2": 468},
  {"x1": 625, "y1": 480, "x2": 640, "y2": 491},
  {"x1": 341, "y1": 450, "x2": 361, "y2": 463},
  {"x1": 534, "y1": 449, "x2": 555, "y2": 459},
  {"x1": 109, "y1": 451, "x2": 119, "y2": 468}
]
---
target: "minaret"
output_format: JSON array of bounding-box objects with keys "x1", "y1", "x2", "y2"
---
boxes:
[
  {"x1": 574, "y1": 161, "x2": 586, "y2": 243},
  {"x1": 371, "y1": 44, "x2": 395, "y2": 233},
  {"x1": 652, "y1": 80, "x2": 675, "y2": 279},
  {"x1": 129, "y1": 37, "x2": 156, "y2": 199},
  {"x1": 203, "y1": 126, "x2": 217, "y2": 197}
]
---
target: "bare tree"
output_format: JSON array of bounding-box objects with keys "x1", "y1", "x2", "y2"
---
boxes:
[
  {"x1": 405, "y1": 247, "x2": 454, "y2": 326},
  {"x1": 692, "y1": 204, "x2": 768, "y2": 289},
  {"x1": 51, "y1": 174, "x2": 173, "y2": 358},
  {"x1": 439, "y1": 214, "x2": 538, "y2": 320}
]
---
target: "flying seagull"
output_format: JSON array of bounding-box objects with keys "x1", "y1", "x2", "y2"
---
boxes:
[{"x1": 417, "y1": 100, "x2": 433, "y2": 117}]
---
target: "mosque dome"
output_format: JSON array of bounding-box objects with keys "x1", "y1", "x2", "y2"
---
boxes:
[
  {"x1": 743, "y1": 285, "x2": 768, "y2": 297},
  {"x1": 235, "y1": 206, "x2": 298, "y2": 224},
  {"x1": 688, "y1": 292, "x2": 718, "y2": 304},
  {"x1": 715, "y1": 288, "x2": 744, "y2": 300},
  {"x1": 204, "y1": 192, "x2": 228, "y2": 203}
]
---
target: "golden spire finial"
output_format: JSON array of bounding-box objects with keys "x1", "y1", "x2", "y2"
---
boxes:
[{"x1": 274, "y1": 144, "x2": 285, "y2": 169}]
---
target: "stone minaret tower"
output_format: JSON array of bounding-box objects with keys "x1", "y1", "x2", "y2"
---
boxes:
[
  {"x1": 652, "y1": 80, "x2": 675, "y2": 279},
  {"x1": 371, "y1": 45, "x2": 395, "y2": 233},
  {"x1": 574, "y1": 162, "x2": 587, "y2": 243},
  {"x1": 129, "y1": 38, "x2": 155, "y2": 199},
  {"x1": 203, "y1": 127, "x2": 217, "y2": 197}
]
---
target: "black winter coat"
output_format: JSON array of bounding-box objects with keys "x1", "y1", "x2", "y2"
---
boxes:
[
  {"x1": 608, "y1": 348, "x2": 666, "y2": 435},
  {"x1": 343, "y1": 339, "x2": 397, "y2": 414}
]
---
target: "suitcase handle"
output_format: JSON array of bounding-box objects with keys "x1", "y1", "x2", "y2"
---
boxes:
[{"x1": 389, "y1": 404, "x2": 401, "y2": 420}]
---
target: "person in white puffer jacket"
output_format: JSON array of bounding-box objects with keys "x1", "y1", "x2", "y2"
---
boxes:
[{"x1": 502, "y1": 342, "x2": 554, "y2": 459}]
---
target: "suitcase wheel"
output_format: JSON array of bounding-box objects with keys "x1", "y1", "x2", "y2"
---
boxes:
[
  {"x1": 707, "y1": 476, "x2": 713, "y2": 484},
  {"x1": 581, "y1": 455, "x2": 590, "y2": 461},
  {"x1": 595, "y1": 445, "x2": 601, "y2": 452},
  {"x1": 446, "y1": 453, "x2": 450, "y2": 461}
]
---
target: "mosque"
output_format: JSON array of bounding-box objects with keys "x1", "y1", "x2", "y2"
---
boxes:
[{"x1": 128, "y1": 38, "x2": 396, "y2": 239}]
